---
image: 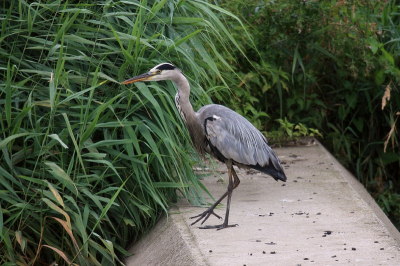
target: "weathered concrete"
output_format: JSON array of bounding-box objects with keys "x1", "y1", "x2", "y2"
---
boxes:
[{"x1": 125, "y1": 139, "x2": 400, "y2": 265}]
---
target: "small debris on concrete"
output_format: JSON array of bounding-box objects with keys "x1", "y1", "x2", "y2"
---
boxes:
[
  {"x1": 259, "y1": 213, "x2": 274, "y2": 217},
  {"x1": 293, "y1": 211, "x2": 307, "y2": 215}
]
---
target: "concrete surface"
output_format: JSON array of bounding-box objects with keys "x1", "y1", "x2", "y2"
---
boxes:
[{"x1": 125, "y1": 139, "x2": 400, "y2": 265}]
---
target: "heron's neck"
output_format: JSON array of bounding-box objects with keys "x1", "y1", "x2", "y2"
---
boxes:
[
  {"x1": 172, "y1": 73, "x2": 196, "y2": 121},
  {"x1": 172, "y1": 73, "x2": 205, "y2": 155}
]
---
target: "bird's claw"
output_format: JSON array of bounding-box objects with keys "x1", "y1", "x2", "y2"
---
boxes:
[{"x1": 190, "y1": 208, "x2": 222, "y2": 226}]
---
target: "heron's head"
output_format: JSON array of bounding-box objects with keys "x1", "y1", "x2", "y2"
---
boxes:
[{"x1": 121, "y1": 63, "x2": 182, "y2": 85}]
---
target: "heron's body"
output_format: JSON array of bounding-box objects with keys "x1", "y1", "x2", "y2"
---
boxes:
[
  {"x1": 197, "y1": 104, "x2": 286, "y2": 181},
  {"x1": 122, "y1": 63, "x2": 287, "y2": 230}
]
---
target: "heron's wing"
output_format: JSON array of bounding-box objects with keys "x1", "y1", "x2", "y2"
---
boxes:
[{"x1": 202, "y1": 106, "x2": 283, "y2": 173}]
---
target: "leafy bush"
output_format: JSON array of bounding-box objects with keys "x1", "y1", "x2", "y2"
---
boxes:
[
  {"x1": 0, "y1": 0, "x2": 241, "y2": 264},
  {"x1": 216, "y1": 0, "x2": 400, "y2": 228}
]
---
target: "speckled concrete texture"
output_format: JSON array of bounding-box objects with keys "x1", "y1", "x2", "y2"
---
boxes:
[{"x1": 125, "y1": 139, "x2": 400, "y2": 266}]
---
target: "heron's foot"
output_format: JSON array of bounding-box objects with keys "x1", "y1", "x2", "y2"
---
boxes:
[
  {"x1": 190, "y1": 207, "x2": 222, "y2": 226},
  {"x1": 199, "y1": 223, "x2": 238, "y2": 230}
]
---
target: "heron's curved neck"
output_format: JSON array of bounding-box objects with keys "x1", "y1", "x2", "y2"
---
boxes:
[
  {"x1": 172, "y1": 72, "x2": 195, "y2": 119},
  {"x1": 172, "y1": 72, "x2": 205, "y2": 155}
]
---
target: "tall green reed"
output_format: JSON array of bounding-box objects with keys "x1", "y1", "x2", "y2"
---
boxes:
[{"x1": 0, "y1": 0, "x2": 244, "y2": 264}]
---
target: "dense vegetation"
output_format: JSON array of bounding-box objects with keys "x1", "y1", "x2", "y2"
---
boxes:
[
  {"x1": 213, "y1": 0, "x2": 400, "y2": 228},
  {"x1": 0, "y1": 0, "x2": 243, "y2": 265}
]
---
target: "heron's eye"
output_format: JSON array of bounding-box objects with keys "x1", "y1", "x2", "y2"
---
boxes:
[{"x1": 156, "y1": 69, "x2": 162, "y2": 74}]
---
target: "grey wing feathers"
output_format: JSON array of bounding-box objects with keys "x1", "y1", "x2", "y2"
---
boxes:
[{"x1": 198, "y1": 104, "x2": 283, "y2": 172}]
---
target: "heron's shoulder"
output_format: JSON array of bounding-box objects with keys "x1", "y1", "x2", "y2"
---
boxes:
[
  {"x1": 197, "y1": 104, "x2": 257, "y2": 131},
  {"x1": 197, "y1": 104, "x2": 241, "y2": 118}
]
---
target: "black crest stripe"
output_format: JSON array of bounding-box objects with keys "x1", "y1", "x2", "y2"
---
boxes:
[{"x1": 156, "y1": 63, "x2": 176, "y2": 71}]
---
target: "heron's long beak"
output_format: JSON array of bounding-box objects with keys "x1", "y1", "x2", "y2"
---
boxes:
[{"x1": 121, "y1": 72, "x2": 156, "y2": 85}]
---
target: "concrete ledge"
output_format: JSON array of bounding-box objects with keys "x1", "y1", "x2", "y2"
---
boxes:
[
  {"x1": 124, "y1": 213, "x2": 209, "y2": 265},
  {"x1": 125, "y1": 139, "x2": 400, "y2": 265}
]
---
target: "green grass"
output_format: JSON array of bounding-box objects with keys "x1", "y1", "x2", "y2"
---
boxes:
[{"x1": 0, "y1": 1, "x2": 244, "y2": 264}]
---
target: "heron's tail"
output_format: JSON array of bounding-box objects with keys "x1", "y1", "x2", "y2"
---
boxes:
[
  {"x1": 270, "y1": 171, "x2": 287, "y2": 182},
  {"x1": 249, "y1": 164, "x2": 287, "y2": 182}
]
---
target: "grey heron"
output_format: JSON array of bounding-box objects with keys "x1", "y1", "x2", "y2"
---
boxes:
[{"x1": 122, "y1": 63, "x2": 287, "y2": 230}]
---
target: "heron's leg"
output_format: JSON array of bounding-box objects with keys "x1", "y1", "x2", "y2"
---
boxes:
[
  {"x1": 231, "y1": 165, "x2": 241, "y2": 189},
  {"x1": 219, "y1": 167, "x2": 235, "y2": 228},
  {"x1": 190, "y1": 162, "x2": 241, "y2": 230},
  {"x1": 198, "y1": 165, "x2": 240, "y2": 230}
]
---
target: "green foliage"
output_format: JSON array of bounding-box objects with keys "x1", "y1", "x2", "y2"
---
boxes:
[
  {"x1": 266, "y1": 117, "x2": 322, "y2": 144},
  {"x1": 274, "y1": 118, "x2": 321, "y2": 138},
  {"x1": 0, "y1": 0, "x2": 241, "y2": 265},
  {"x1": 216, "y1": 1, "x2": 400, "y2": 228}
]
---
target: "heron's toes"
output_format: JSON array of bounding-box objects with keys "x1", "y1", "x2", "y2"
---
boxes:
[{"x1": 190, "y1": 208, "x2": 221, "y2": 226}]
